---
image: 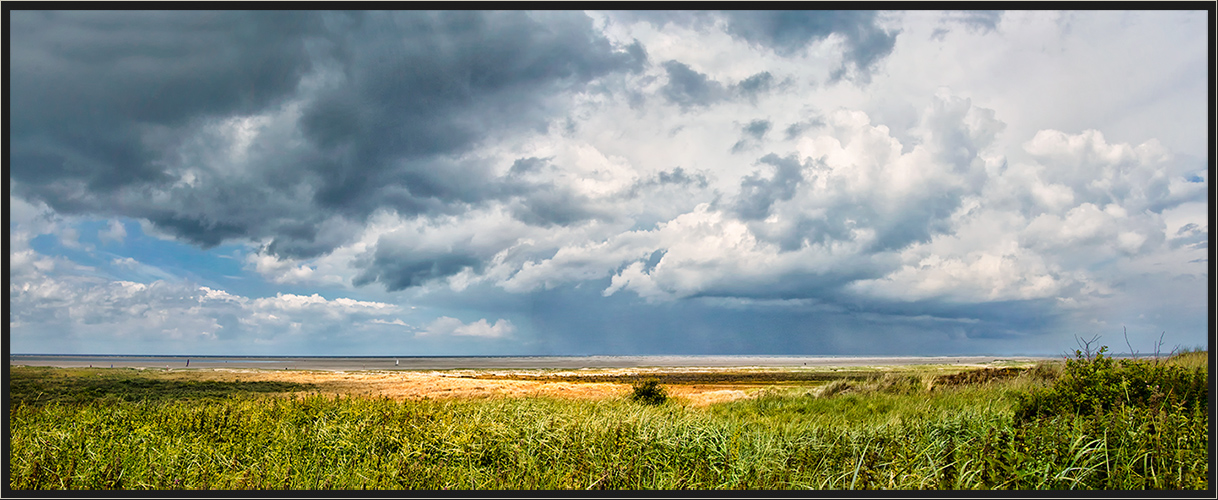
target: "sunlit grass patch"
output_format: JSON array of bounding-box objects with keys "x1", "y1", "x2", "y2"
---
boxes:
[{"x1": 1166, "y1": 349, "x2": 1208, "y2": 371}]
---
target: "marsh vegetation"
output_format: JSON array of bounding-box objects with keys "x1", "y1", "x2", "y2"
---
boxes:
[{"x1": 7, "y1": 347, "x2": 1208, "y2": 490}]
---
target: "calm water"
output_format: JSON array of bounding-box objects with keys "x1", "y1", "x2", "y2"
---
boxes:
[{"x1": 8, "y1": 354, "x2": 1044, "y2": 371}]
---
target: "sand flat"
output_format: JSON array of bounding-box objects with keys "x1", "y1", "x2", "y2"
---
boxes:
[{"x1": 9, "y1": 354, "x2": 1049, "y2": 407}]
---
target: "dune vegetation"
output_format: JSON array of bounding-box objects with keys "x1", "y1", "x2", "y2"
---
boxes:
[{"x1": 7, "y1": 346, "x2": 1208, "y2": 490}]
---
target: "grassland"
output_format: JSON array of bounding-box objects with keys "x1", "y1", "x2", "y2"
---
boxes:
[{"x1": 7, "y1": 349, "x2": 1209, "y2": 490}]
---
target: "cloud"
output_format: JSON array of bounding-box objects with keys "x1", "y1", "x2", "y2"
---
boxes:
[
  {"x1": 784, "y1": 117, "x2": 827, "y2": 140},
  {"x1": 627, "y1": 167, "x2": 710, "y2": 196},
  {"x1": 357, "y1": 251, "x2": 483, "y2": 292},
  {"x1": 1020, "y1": 129, "x2": 1199, "y2": 213},
  {"x1": 618, "y1": 11, "x2": 899, "y2": 82},
  {"x1": 731, "y1": 119, "x2": 772, "y2": 153},
  {"x1": 7, "y1": 11, "x2": 1208, "y2": 355},
  {"x1": 250, "y1": 293, "x2": 394, "y2": 314},
  {"x1": 723, "y1": 96, "x2": 1002, "y2": 255},
  {"x1": 369, "y1": 318, "x2": 413, "y2": 328},
  {"x1": 10, "y1": 276, "x2": 233, "y2": 345},
  {"x1": 9, "y1": 255, "x2": 405, "y2": 353},
  {"x1": 733, "y1": 152, "x2": 803, "y2": 220},
  {"x1": 848, "y1": 247, "x2": 1067, "y2": 303},
  {"x1": 57, "y1": 227, "x2": 84, "y2": 250},
  {"x1": 483, "y1": 89, "x2": 1202, "y2": 323},
  {"x1": 660, "y1": 63, "x2": 782, "y2": 110},
  {"x1": 659, "y1": 60, "x2": 727, "y2": 109},
  {"x1": 298, "y1": 11, "x2": 643, "y2": 214},
  {"x1": 1169, "y1": 222, "x2": 1207, "y2": 250},
  {"x1": 719, "y1": 11, "x2": 898, "y2": 81},
  {"x1": 247, "y1": 252, "x2": 318, "y2": 284},
  {"x1": 949, "y1": 10, "x2": 1003, "y2": 33},
  {"x1": 421, "y1": 316, "x2": 515, "y2": 338},
  {"x1": 10, "y1": 11, "x2": 322, "y2": 190},
  {"x1": 348, "y1": 207, "x2": 548, "y2": 292},
  {"x1": 932, "y1": 11, "x2": 1004, "y2": 40},
  {"x1": 735, "y1": 71, "x2": 775, "y2": 101},
  {"x1": 845, "y1": 124, "x2": 1203, "y2": 307},
  {"x1": 98, "y1": 220, "x2": 128, "y2": 245},
  {"x1": 9, "y1": 11, "x2": 644, "y2": 261}
]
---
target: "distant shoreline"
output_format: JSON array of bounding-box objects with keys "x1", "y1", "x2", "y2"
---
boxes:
[{"x1": 8, "y1": 354, "x2": 1052, "y2": 371}]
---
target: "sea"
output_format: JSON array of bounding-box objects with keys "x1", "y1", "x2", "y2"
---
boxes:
[{"x1": 8, "y1": 354, "x2": 1047, "y2": 371}]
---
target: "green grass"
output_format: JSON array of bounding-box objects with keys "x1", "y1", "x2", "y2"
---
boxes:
[
  {"x1": 7, "y1": 351, "x2": 1208, "y2": 490},
  {"x1": 7, "y1": 366, "x2": 316, "y2": 406},
  {"x1": 1166, "y1": 349, "x2": 1208, "y2": 371}
]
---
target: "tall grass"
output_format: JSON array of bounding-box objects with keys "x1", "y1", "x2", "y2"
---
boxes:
[{"x1": 8, "y1": 352, "x2": 1208, "y2": 490}]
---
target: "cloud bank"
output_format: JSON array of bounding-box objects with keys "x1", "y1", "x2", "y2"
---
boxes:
[{"x1": 9, "y1": 10, "x2": 1209, "y2": 355}]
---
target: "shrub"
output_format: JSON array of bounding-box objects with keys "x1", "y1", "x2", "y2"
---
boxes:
[
  {"x1": 1014, "y1": 344, "x2": 1208, "y2": 422},
  {"x1": 630, "y1": 378, "x2": 668, "y2": 405}
]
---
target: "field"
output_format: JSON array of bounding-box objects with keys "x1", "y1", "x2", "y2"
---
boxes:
[{"x1": 7, "y1": 349, "x2": 1209, "y2": 490}]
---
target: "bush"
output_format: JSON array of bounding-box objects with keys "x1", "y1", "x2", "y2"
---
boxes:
[
  {"x1": 1014, "y1": 344, "x2": 1208, "y2": 422},
  {"x1": 630, "y1": 378, "x2": 668, "y2": 405}
]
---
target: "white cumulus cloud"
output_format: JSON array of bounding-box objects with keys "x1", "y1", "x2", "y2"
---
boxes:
[{"x1": 421, "y1": 317, "x2": 516, "y2": 338}]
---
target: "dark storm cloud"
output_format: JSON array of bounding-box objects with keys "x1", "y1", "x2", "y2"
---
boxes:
[
  {"x1": 300, "y1": 11, "x2": 644, "y2": 215},
  {"x1": 351, "y1": 219, "x2": 492, "y2": 291},
  {"x1": 10, "y1": 10, "x2": 322, "y2": 189},
  {"x1": 353, "y1": 250, "x2": 483, "y2": 292},
  {"x1": 9, "y1": 10, "x2": 354, "y2": 259},
  {"x1": 10, "y1": 11, "x2": 642, "y2": 268}
]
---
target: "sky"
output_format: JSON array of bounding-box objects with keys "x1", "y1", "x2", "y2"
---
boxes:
[{"x1": 7, "y1": 10, "x2": 1211, "y2": 356}]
